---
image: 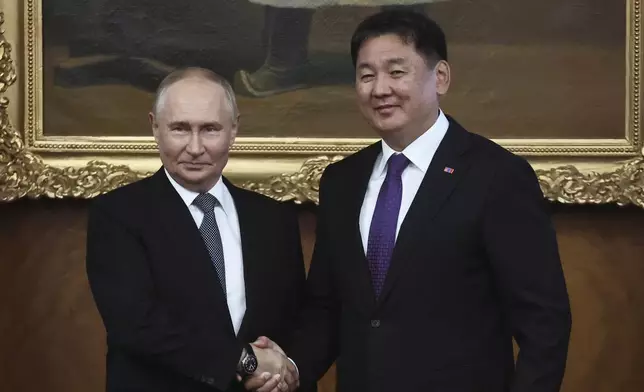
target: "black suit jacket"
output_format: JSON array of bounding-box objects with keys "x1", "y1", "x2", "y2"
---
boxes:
[
  {"x1": 289, "y1": 116, "x2": 572, "y2": 392},
  {"x1": 86, "y1": 169, "x2": 314, "y2": 392}
]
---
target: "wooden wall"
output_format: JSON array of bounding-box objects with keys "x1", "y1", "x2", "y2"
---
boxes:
[{"x1": 1, "y1": 199, "x2": 643, "y2": 391}]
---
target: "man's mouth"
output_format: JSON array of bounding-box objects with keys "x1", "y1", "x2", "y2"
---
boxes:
[
  {"x1": 374, "y1": 104, "x2": 398, "y2": 114},
  {"x1": 181, "y1": 162, "x2": 210, "y2": 168}
]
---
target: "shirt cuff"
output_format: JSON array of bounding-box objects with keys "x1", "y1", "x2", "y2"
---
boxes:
[{"x1": 287, "y1": 357, "x2": 299, "y2": 376}]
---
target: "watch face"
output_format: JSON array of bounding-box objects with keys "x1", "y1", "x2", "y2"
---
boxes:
[{"x1": 243, "y1": 355, "x2": 258, "y2": 374}]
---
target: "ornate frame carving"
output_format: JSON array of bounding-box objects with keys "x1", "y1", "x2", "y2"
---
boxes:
[{"x1": 1, "y1": 1, "x2": 644, "y2": 206}]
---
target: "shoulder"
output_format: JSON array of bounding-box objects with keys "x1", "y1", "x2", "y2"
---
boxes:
[
  {"x1": 319, "y1": 142, "x2": 380, "y2": 185},
  {"x1": 443, "y1": 117, "x2": 541, "y2": 204},
  {"x1": 227, "y1": 182, "x2": 298, "y2": 219},
  {"x1": 462, "y1": 126, "x2": 536, "y2": 180},
  {"x1": 460, "y1": 129, "x2": 542, "y2": 206},
  {"x1": 89, "y1": 174, "x2": 155, "y2": 217}
]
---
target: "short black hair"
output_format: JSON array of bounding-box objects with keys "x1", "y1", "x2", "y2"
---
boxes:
[{"x1": 350, "y1": 9, "x2": 448, "y2": 67}]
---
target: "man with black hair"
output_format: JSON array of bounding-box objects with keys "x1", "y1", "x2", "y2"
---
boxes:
[{"x1": 249, "y1": 9, "x2": 571, "y2": 392}]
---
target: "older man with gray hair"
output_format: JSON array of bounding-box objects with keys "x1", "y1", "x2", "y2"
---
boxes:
[{"x1": 86, "y1": 67, "x2": 312, "y2": 392}]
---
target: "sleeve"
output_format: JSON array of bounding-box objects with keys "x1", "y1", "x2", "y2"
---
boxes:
[
  {"x1": 280, "y1": 201, "x2": 308, "y2": 349},
  {"x1": 482, "y1": 156, "x2": 572, "y2": 392},
  {"x1": 286, "y1": 167, "x2": 341, "y2": 387},
  {"x1": 85, "y1": 199, "x2": 243, "y2": 390}
]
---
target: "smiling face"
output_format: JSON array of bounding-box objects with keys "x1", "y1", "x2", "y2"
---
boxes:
[
  {"x1": 355, "y1": 33, "x2": 450, "y2": 150},
  {"x1": 150, "y1": 78, "x2": 238, "y2": 192}
]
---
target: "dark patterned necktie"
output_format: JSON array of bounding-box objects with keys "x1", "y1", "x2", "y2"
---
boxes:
[
  {"x1": 366, "y1": 153, "x2": 410, "y2": 298},
  {"x1": 193, "y1": 193, "x2": 226, "y2": 295}
]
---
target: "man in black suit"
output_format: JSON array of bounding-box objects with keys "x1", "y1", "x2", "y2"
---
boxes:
[
  {"x1": 250, "y1": 10, "x2": 572, "y2": 392},
  {"x1": 86, "y1": 67, "x2": 306, "y2": 392}
]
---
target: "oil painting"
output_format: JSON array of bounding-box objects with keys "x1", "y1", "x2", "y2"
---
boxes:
[{"x1": 43, "y1": 0, "x2": 625, "y2": 140}]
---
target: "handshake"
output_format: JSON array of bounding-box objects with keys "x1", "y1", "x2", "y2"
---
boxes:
[{"x1": 237, "y1": 337, "x2": 300, "y2": 392}]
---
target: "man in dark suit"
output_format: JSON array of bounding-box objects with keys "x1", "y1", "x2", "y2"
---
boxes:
[
  {"x1": 86, "y1": 67, "x2": 307, "y2": 392},
  {"x1": 250, "y1": 10, "x2": 572, "y2": 392}
]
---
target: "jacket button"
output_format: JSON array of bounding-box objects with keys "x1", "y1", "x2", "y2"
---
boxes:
[{"x1": 371, "y1": 319, "x2": 381, "y2": 328}]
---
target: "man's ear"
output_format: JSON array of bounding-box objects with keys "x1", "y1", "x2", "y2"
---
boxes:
[
  {"x1": 149, "y1": 112, "x2": 160, "y2": 143},
  {"x1": 434, "y1": 60, "x2": 451, "y2": 96},
  {"x1": 230, "y1": 114, "x2": 240, "y2": 148}
]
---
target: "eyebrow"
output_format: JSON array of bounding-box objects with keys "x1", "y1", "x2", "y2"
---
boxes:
[
  {"x1": 385, "y1": 57, "x2": 407, "y2": 65},
  {"x1": 168, "y1": 121, "x2": 222, "y2": 129},
  {"x1": 168, "y1": 121, "x2": 190, "y2": 129},
  {"x1": 357, "y1": 57, "x2": 408, "y2": 70}
]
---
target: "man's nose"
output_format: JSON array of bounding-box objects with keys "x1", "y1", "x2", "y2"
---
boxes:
[
  {"x1": 185, "y1": 132, "x2": 205, "y2": 156},
  {"x1": 372, "y1": 74, "x2": 392, "y2": 97}
]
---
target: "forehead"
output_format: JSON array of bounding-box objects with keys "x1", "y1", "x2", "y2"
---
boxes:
[
  {"x1": 159, "y1": 79, "x2": 230, "y2": 120},
  {"x1": 356, "y1": 34, "x2": 424, "y2": 67}
]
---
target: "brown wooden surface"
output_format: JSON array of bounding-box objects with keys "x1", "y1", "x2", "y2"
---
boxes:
[{"x1": 1, "y1": 199, "x2": 643, "y2": 391}]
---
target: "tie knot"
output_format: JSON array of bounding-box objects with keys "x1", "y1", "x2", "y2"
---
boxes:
[
  {"x1": 387, "y1": 153, "x2": 409, "y2": 177},
  {"x1": 192, "y1": 193, "x2": 218, "y2": 214}
]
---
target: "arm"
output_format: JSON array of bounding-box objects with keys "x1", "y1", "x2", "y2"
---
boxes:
[
  {"x1": 242, "y1": 203, "x2": 311, "y2": 392},
  {"x1": 85, "y1": 199, "x2": 243, "y2": 390},
  {"x1": 281, "y1": 203, "x2": 318, "y2": 392},
  {"x1": 483, "y1": 156, "x2": 572, "y2": 392},
  {"x1": 286, "y1": 167, "x2": 342, "y2": 386},
  {"x1": 281, "y1": 201, "x2": 308, "y2": 352}
]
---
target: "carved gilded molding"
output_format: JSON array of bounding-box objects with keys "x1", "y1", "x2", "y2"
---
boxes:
[
  {"x1": 0, "y1": 12, "x2": 146, "y2": 201},
  {"x1": 536, "y1": 158, "x2": 644, "y2": 208},
  {"x1": 241, "y1": 155, "x2": 344, "y2": 204},
  {"x1": 1, "y1": 7, "x2": 644, "y2": 206}
]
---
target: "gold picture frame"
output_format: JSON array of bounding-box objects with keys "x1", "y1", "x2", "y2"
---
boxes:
[{"x1": 1, "y1": 0, "x2": 643, "y2": 206}]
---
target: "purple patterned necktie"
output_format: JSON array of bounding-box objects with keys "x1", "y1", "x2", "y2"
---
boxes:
[{"x1": 366, "y1": 153, "x2": 410, "y2": 298}]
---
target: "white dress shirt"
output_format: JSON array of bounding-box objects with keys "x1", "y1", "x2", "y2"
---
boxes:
[
  {"x1": 359, "y1": 109, "x2": 450, "y2": 251},
  {"x1": 165, "y1": 170, "x2": 246, "y2": 336}
]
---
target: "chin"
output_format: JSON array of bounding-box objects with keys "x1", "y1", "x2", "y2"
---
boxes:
[
  {"x1": 368, "y1": 110, "x2": 405, "y2": 128},
  {"x1": 372, "y1": 119, "x2": 407, "y2": 134},
  {"x1": 177, "y1": 170, "x2": 206, "y2": 183}
]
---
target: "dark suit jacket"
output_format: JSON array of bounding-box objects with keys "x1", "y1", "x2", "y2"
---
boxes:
[
  {"x1": 288, "y1": 116, "x2": 572, "y2": 392},
  {"x1": 86, "y1": 169, "x2": 314, "y2": 392}
]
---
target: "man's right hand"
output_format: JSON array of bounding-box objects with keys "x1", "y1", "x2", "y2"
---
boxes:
[{"x1": 241, "y1": 340, "x2": 299, "y2": 392}]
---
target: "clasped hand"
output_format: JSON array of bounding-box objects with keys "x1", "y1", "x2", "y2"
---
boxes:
[{"x1": 239, "y1": 337, "x2": 299, "y2": 392}]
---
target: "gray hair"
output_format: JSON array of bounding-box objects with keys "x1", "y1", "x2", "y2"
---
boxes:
[{"x1": 152, "y1": 67, "x2": 239, "y2": 121}]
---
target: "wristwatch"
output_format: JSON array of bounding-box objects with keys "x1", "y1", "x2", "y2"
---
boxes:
[{"x1": 237, "y1": 344, "x2": 258, "y2": 377}]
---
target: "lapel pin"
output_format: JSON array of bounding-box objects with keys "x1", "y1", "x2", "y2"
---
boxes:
[{"x1": 443, "y1": 166, "x2": 455, "y2": 174}]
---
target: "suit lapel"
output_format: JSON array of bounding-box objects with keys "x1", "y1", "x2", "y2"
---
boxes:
[
  {"x1": 224, "y1": 179, "x2": 263, "y2": 340},
  {"x1": 147, "y1": 169, "x2": 235, "y2": 332},
  {"x1": 339, "y1": 143, "x2": 382, "y2": 310},
  {"x1": 377, "y1": 119, "x2": 473, "y2": 304}
]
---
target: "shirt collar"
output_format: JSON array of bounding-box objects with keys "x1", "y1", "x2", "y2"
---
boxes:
[
  {"x1": 374, "y1": 109, "x2": 450, "y2": 178},
  {"x1": 164, "y1": 169, "x2": 235, "y2": 218}
]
